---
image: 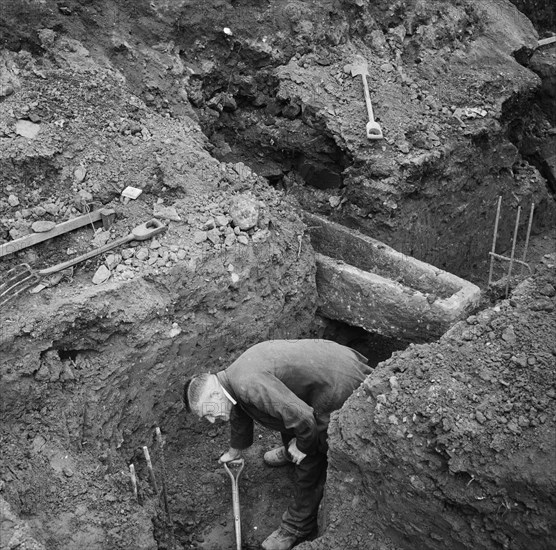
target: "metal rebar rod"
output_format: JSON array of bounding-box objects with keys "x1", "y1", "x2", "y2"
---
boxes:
[
  {"x1": 129, "y1": 464, "x2": 138, "y2": 500},
  {"x1": 521, "y1": 202, "x2": 535, "y2": 275},
  {"x1": 488, "y1": 252, "x2": 532, "y2": 273},
  {"x1": 505, "y1": 206, "x2": 521, "y2": 298},
  {"x1": 488, "y1": 196, "x2": 502, "y2": 287},
  {"x1": 143, "y1": 446, "x2": 159, "y2": 494},
  {"x1": 155, "y1": 427, "x2": 175, "y2": 549}
]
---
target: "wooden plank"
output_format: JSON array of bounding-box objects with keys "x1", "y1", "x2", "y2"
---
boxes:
[
  {"x1": 538, "y1": 36, "x2": 556, "y2": 48},
  {"x1": 0, "y1": 209, "x2": 105, "y2": 259}
]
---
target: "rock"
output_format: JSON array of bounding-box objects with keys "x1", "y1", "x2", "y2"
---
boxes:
[
  {"x1": 237, "y1": 235, "x2": 249, "y2": 245},
  {"x1": 252, "y1": 229, "x2": 270, "y2": 243},
  {"x1": 150, "y1": 239, "x2": 161, "y2": 249},
  {"x1": 177, "y1": 249, "x2": 187, "y2": 260},
  {"x1": 33, "y1": 206, "x2": 46, "y2": 216},
  {"x1": 529, "y1": 299, "x2": 554, "y2": 312},
  {"x1": 207, "y1": 228, "x2": 221, "y2": 245},
  {"x1": 153, "y1": 203, "x2": 181, "y2": 222},
  {"x1": 7, "y1": 194, "x2": 19, "y2": 207},
  {"x1": 105, "y1": 254, "x2": 122, "y2": 270},
  {"x1": 329, "y1": 196, "x2": 342, "y2": 208},
  {"x1": 92, "y1": 265, "x2": 111, "y2": 284},
  {"x1": 501, "y1": 326, "x2": 517, "y2": 345},
  {"x1": 15, "y1": 119, "x2": 41, "y2": 139},
  {"x1": 121, "y1": 248, "x2": 135, "y2": 260},
  {"x1": 43, "y1": 203, "x2": 60, "y2": 216},
  {"x1": 215, "y1": 215, "x2": 229, "y2": 227},
  {"x1": 0, "y1": 84, "x2": 14, "y2": 97},
  {"x1": 31, "y1": 221, "x2": 56, "y2": 233},
  {"x1": 202, "y1": 218, "x2": 216, "y2": 230},
  {"x1": 194, "y1": 230, "x2": 208, "y2": 244},
  {"x1": 136, "y1": 247, "x2": 149, "y2": 261},
  {"x1": 230, "y1": 195, "x2": 260, "y2": 230},
  {"x1": 539, "y1": 284, "x2": 556, "y2": 297},
  {"x1": 91, "y1": 230, "x2": 111, "y2": 248}
]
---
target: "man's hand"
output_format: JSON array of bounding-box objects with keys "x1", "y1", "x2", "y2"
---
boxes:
[
  {"x1": 288, "y1": 439, "x2": 307, "y2": 465},
  {"x1": 219, "y1": 447, "x2": 243, "y2": 463}
]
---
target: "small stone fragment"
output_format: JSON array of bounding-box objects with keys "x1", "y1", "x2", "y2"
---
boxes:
[
  {"x1": 252, "y1": 229, "x2": 270, "y2": 243},
  {"x1": 136, "y1": 247, "x2": 149, "y2": 261},
  {"x1": 74, "y1": 166, "x2": 87, "y2": 183},
  {"x1": 215, "y1": 215, "x2": 229, "y2": 227},
  {"x1": 15, "y1": 119, "x2": 41, "y2": 139},
  {"x1": 92, "y1": 265, "x2": 111, "y2": 284},
  {"x1": 91, "y1": 230, "x2": 110, "y2": 248},
  {"x1": 230, "y1": 195, "x2": 260, "y2": 230},
  {"x1": 105, "y1": 254, "x2": 122, "y2": 270},
  {"x1": 193, "y1": 230, "x2": 208, "y2": 244},
  {"x1": 121, "y1": 248, "x2": 135, "y2": 260},
  {"x1": 8, "y1": 194, "x2": 20, "y2": 207},
  {"x1": 31, "y1": 220, "x2": 56, "y2": 233},
  {"x1": 207, "y1": 228, "x2": 221, "y2": 245},
  {"x1": 153, "y1": 203, "x2": 181, "y2": 222},
  {"x1": 501, "y1": 326, "x2": 517, "y2": 345},
  {"x1": 43, "y1": 203, "x2": 60, "y2": 216}
]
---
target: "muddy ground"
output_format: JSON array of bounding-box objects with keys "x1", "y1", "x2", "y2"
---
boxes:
[{"x1": 0, "y1": 0, "x2": 555, "y2": 549}]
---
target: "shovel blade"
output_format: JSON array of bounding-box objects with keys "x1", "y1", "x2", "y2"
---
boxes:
[
  {"x1": 366, "y1": 121, "x2": 383, "y2": 140},
  {"x1": 350, "y1": 56, "x2": 369, "y2": 77}
]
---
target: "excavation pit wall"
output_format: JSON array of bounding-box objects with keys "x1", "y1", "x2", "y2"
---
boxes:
[
  {"x1": 0, "y1": 214, "x2": 317, "y2": 549},
  {"x1": 299, "y1": 254, "x2": 556, "y2": 550}
]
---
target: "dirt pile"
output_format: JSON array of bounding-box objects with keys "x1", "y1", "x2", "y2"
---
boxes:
[{"x1": 304, "y1": 252, "x2": 556, "y2": 550}]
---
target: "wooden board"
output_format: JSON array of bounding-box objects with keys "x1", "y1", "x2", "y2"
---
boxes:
[{"x1": 0, "y1": 209, "x2": 108, "y2": 259}]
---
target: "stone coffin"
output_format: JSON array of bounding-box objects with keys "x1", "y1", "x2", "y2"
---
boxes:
[{"x1": 305, "y1": 213, "x2": 481, "y2": 343}]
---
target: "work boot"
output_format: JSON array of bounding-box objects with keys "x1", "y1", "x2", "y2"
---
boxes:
[
  {"x1": 261, "y1": 527, "x2": 299, "y2": 550},
  {"x1": 263, "y1": 446, "x2": 292, "y2": 467}
]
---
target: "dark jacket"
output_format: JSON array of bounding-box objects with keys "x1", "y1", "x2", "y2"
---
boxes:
[{"x1": 216, "y1": 339, "x2": 371, "y2": 455}]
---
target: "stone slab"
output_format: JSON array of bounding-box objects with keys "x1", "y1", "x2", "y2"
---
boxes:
[{"x1": 306, "y1": 213, "x2": 481, "y2": 342}]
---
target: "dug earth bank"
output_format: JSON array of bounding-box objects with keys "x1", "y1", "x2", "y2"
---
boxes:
[{"x1": 0, "y1": 1, "x2": 555, "y2": 549}]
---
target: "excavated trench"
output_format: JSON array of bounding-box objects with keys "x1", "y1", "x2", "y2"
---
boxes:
[{"x1": 1, "y1": 1, "x2": 556, "y2": 550}]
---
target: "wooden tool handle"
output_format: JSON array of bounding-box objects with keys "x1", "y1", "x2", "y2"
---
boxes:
[
  {"x1": 0, "y1": 209, "x2": 107, "y2": 259},
  {"x1": 38, "y1": 234, "x2": 134, "y2": 276},
  {"x1": 360, "y1": 74, "x2": 375, "y2": 123}
]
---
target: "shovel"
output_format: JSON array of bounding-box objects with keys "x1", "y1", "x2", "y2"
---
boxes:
[
  {"x1": 223, "y1": 458, "x2": 245, "y2": 550},
  {"x1": 0, "y1": 218, "x2": 167, "y2": 306},
  {"x1": 350, "y1": 56, "x2": 383, "y2": 140}
]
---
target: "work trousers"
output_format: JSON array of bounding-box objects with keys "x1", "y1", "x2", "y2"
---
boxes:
[{"x1": 280, "y1": 433, "x2": 328, "y2": 537}]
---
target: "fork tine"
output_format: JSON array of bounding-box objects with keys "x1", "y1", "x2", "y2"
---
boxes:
[{"x1": 0, "y1": 263, "x2": 39, "y2": 305}]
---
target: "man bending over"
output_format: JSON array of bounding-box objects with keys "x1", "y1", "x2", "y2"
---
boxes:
[{"x1": 183, "y1": 339, "x2": 371, "y2": 550}]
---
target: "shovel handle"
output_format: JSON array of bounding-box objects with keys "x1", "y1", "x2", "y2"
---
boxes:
[
  {"x1": 224, "y1": 459, "x2": 244, "y2": 550},
  {"x1": 38, "y1": 234, "x2": 134, "y2": 275},
  {"x1": 360, "y1": 74, "x2": 375, "y2": 122},
  {"x1": 360, "y1": 74, "x2": 383, "y2": 140},
  {"x1": 38, "y1": 219, "x2": 167, "y2": 276}
]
